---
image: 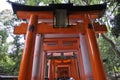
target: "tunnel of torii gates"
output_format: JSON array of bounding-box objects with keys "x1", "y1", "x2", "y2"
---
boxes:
[{"x1": 10, "y1": 2, "x2": 107, "y2": 80}]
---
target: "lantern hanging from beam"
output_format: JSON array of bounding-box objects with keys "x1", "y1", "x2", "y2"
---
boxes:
[{"x1": 54, "y1": 9, "x2": 68, "y2": 27}]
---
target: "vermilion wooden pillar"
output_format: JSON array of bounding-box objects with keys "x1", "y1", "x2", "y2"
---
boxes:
[
  {"x1": 72, "y1": 59, "x2": 80, "y2": 80},
  {"x1": 77, "y1": 50, "x2": 86, "y2": 80},
  {"x1": 84, "y1": 14, "x2": 107, "y2": 80},
  {"x1": 49, "y1": 60, "x2": 53, "y2": 80},
  {"x1": 39, "y1": 51, "x2": 47, "y2": 80},
  {"x1": 79, "y1": 34, "x2": 93, "y2": 79},
  {"x1": 49, "y1": 60, "x2": 55, "y2": 80},
  {"x1": 31, "y1": 34, "x2": 43, "y2": 80},
  {"x1": 18, "y1": 15, "x2": 38, "y2": 80},
  {"x1": 28, "y1": 38, "x2": 36, "y2": 80},
  {"x1": 69, "y1": 60, "x2": 73, "y2": 78},
  {"x1": 53, "y1": 60, "x2": 56, "y2": 80}
]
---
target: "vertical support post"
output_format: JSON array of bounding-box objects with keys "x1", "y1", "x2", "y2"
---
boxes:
[
  {"x1": 18, "y1": 15, "x2": 38, "y2": 80},
  {"x1": 75, "y1": 59, "x2": 81, "y2": 80},
  {"x1": 49, "y1": 60, "x2": 54, "y2": 80},
  {"x1": 69, "y1": 61, "x2": 73, "y2": 77},
  {"x1": 84, "y1": 14, "x2": 107, "y2": 80},
  {"x1": 31, "y1": 34, "x2": 43, "y2": 80},
  {"x1": 39, "y1": 51, "x2": 47, "y2": 80},
  {"x1": 28, "y1": 40, "x2": 36, "y2": 80},
  {"x1": 52, "y1": 60, "x2": 56, "y2": 80},
  {"x1": 45, "y1": 59, "x2": 49, "y2": 79},
  {"x1": 48, "y1": 60, "x2": 50, "y2": 79},
  {"x1": 72, "y1": 59, "x2": 80, "y2": 80},
  {"x1": 54, "y1": 62, "x2": 57, "y2": 79},
  {"x1": 79, "y1": 34, "x2": 93, "y2": 79},
  {"x1": 77, "y1": 50, "x2": 86, "y2": 80}
]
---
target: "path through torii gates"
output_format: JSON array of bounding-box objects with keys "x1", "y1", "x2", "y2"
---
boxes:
[{"x1": 10, "y1": 2, "x2": 107, "y2": 80}]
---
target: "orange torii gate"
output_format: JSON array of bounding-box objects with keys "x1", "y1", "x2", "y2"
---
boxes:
[{"x1": 10, "y1": 1, "x2": 107, "y2": 80}]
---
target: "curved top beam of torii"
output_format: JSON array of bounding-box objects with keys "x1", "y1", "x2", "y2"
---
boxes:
[
  {"x1": 9, "y1": 1, "x2": 106, "y2": 20},
  {"x1": 10, "y1": 1, "x2": 106, "y2": 13}
]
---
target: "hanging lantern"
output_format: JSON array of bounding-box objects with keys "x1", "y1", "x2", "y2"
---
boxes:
[{"x1": 54, "y1": 9, "x2": 68, "y2": 28}]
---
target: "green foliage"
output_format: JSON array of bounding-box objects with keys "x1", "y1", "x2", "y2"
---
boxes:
[
  {"x1": 104, "y1": 1, "x2": 120, "y2": 38},
  {"x1": 0, "y1": 29, "x2": 14, "y2": 75},
  {"x1": 0, "y1": 30, "x2": 8, "y2": 43},
  {"x1": 98, "y1": 34, "x2": 120, "y2": 78},
  {"x1": 0, "y1": 9, "x2": 22, "y2": 75},
  {"x1": 111, "y1": 13, "x2": 120, "y2": 38},
  {"x1": 0, "y1": 54, "x2": 15, "y2": 75},
  {"x1": 25, "y1": 0, "x2": 65, "y2": 5},
  {"x1": 26, "y1": 0, "x2": 40, "y2": 5}
]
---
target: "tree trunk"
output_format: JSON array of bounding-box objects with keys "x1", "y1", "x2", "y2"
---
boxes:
[{"x1": 101, "y1": 33, "x2": 120, "y2": 58}]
